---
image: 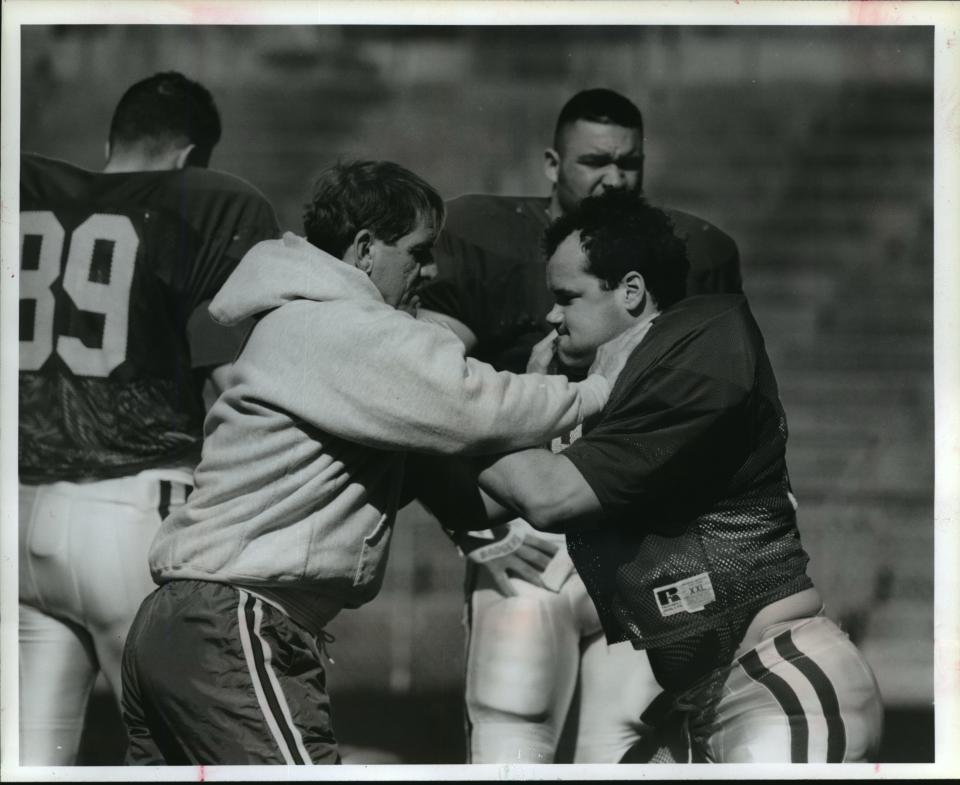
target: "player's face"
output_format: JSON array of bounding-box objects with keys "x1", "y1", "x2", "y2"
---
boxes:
[
  {"x1": 367, "y1": 216, "x2": 438, "y2": 309},
  {"x1": 547, "y1": 121, "x2": 643, "y2": 215},
  {"x1": 545, "y1": 232, "x2": 634, "y2": 368}
]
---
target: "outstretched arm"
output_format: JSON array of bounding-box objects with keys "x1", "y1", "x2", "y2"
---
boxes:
[
  {"x1": 476, "y1": 449, "x2": 604, "y2": 534},
  {"x1": 403, "y1": 452, "x2": 570, "y2": 595},
  {"x1": 239, "y1": 300, "x2": 609, "y2": 457},
  {"x1": 408, "y1": 446, "x2": 603, "y2": 536},
  {"x1": 469, "y1": 327, "x2": 627, "y2": 534}
]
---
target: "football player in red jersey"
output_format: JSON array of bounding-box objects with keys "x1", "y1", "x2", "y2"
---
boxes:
[
  {"x1": 450, "y1": 190, "x2": 884, "y2": 763},
  {"x1": 415, "y1": 89, "x2": 741, "y2": 763},
  {"x1": 18, "y1": 71, "x2": 280, "y2": 765}
]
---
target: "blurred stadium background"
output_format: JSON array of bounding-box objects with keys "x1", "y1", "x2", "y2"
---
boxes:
[{"x1": 19, "y1": 23, "x2": 934, "y2": 764}]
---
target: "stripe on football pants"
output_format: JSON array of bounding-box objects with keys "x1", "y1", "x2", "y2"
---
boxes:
[
  {"x1": 463, "y1": 563, "x2": 479, "y2": 764},
  {"x1": 158, "y1": 480, "x2": 171, "y2": 521},
  {"x1": 247, "y1": 596, "x2": 314, "y2": 765},
  {"x1": 236, "y1": 590, "x2": 312, "y2": 764},
  {"x1": 738, "y1": 648, "x2": 809, "y2": 762},
  {"x1": 774, "y1": 630, "x2": 847, "y2": 762}
]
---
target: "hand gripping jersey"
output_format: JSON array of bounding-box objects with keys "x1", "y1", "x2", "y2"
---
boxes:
[
  {"x1": 417, "y1": 194, "x2": 742, "y2": 374},
  {"x1": 562, "y1": 295, "x2": 813, "y2": 690},
  {"x1": 18, "y1": 153, "x2": 279, "y2": 482}
]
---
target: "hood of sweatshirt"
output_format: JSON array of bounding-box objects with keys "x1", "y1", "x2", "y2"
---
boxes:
[{"x1": 210, "y1": 232, "x2": 383, "y2": 325}]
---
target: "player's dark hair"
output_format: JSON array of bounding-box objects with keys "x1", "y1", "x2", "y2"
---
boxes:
[
  {"x1": 302, "y1": 160, "x2": 445, "y2": 257},
  {"x1": 553, "y1": 88, "x2": 644, "y2": 150},
  {"x1": 544, "y1": 190, "x2": 688, "y2": 309},
  {"x1": 108, "y1": 72, "x2": 222, "y2": 166}
]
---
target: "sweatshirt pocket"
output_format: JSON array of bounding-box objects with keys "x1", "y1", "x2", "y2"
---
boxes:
[{"x1": 353, "y1": 513, "x2": 393, "y2": 590}]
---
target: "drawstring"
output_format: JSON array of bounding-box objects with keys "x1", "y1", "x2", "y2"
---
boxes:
[
  {"x1": 672, "y1": 692, "x2": 704, "y2": 762},
  {"x1": 317, "y1": 630, "x2": 336, "y2": 665}
]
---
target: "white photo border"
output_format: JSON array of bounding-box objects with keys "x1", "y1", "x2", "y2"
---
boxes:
[{"x1": 2, "y1": 1, "x2": 958, "y2": 781}]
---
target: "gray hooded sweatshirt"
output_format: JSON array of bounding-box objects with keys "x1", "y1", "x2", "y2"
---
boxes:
[{"x1": 149, "y1": 234, "x2": 607, "y2": 627}]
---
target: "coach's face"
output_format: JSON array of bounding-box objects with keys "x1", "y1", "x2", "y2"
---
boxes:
[
  {"x1": 545, "y1": 232, "x2": 638, "y2": 368},
  {"x1": 360, "y1": 216, "x2": 438, "y2": 308},
  {"x1": 545, "y1": 121, "x2": 644, "y2": 216}
]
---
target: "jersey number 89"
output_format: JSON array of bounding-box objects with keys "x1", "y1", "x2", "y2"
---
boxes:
[{"x1": 20, "y1": 210, "x2": 138, "y2": 377}]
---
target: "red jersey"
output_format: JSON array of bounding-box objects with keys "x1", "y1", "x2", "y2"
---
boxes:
[{"x1": 18, "y1": 153, "x2": 279, "y2": 482}]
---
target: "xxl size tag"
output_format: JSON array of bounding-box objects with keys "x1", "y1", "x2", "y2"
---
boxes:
[{"x1": 653, "y1": 572, "x2": 716, "y2": 617}]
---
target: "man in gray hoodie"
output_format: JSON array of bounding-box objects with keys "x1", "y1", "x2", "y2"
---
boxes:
[{"x1": 120, "y1": 160, "x2": 612, "y2": 765}]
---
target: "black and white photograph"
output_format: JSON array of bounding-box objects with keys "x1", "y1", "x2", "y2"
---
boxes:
[{"x1": 1, "y1": 0, "x2": 958, "y2": 780}]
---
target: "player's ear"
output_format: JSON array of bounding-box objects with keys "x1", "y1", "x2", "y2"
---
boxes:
[
  {"x1": 544, "y1": 147, "x2": 560, "y2": 186},
  {"x1": 352, "y1": 229, "x2": 375, "y2": 273},
  {"x1": 620, "y1": 271, "x2": 646, "y2": 313},
  {"x1": 174, "y1": 144, "x2": 197, "y2": 170}
]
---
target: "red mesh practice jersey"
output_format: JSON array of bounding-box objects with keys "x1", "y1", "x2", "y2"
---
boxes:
[
  {"x1": 18, "y1": 153, "x2": 279, "y2": 483},
  {"x1": 562, "y1": 295, "x2": 812, "y2": 661},
  {"x1": 417, "y1": 193, "x2": 742, "y2": 374}
]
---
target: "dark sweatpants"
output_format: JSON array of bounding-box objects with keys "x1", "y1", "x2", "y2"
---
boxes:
[{"x1": 121, "y1": 579, "x2": 339, "y2": 765}]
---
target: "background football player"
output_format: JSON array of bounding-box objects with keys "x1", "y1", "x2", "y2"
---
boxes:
[
  {"x1": 18, "y1": 71, "x2": 279, "y2": 765},
  {"x1": 415, "y1": 88, "x2": 742, "y2": 763}
]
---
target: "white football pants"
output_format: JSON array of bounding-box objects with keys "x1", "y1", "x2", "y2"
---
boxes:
[
  {"x1": 18, "y1": 470, "x2": 191, "y2": 765},
  {"x1": 464, "y1": 550, "x2": 660, "y2": 763},
  {"x1": 688, "y1": 614, "x2": 884, "y2": 762}
]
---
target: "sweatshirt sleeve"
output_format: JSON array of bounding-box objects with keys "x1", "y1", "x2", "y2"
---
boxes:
[{"x1": 231, "y1": 299, "x2": 608, "y2": 455}]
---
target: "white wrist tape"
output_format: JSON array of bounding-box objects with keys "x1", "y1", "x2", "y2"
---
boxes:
[
  {"x1": 466, "y1": 527, "x2": 525, "y2": 564},
  {"x1": 540, "y1": 550, "x2": 576, "y2": 592}
]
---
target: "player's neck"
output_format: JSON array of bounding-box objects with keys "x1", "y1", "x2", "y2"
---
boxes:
[
  {"x1": 103, "y1": 158, "x2": 177, "y2": 173},
  {"x1": 103, "y1": 148, "x2": 189, "y2": 174},
  {"x1": 626, "y1": 302, "x2": 660, "y2": 334}
]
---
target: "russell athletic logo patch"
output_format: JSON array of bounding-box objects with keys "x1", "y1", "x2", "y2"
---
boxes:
[{"x1": 654, "y1": 572, "x2": 716, "y2": 616}]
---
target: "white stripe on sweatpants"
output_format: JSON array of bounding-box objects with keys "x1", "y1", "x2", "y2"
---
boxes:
[{"x1": 235, "y1": 589, "x2": 313, "y2": 764}]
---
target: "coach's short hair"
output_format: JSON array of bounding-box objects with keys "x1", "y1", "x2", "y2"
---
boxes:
[
  {"x1": 544, "y1": 190, "x2": 688, "y2": 309},
  {"x1": 553, "y1": 88, "x2": 644, "y2": 150},
  {"x1": 302, "y1": 160, "x2": 445, "y2": 258},
  {"x1": 108, "y1": 72, "x2": 221, "y2": 166}
]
